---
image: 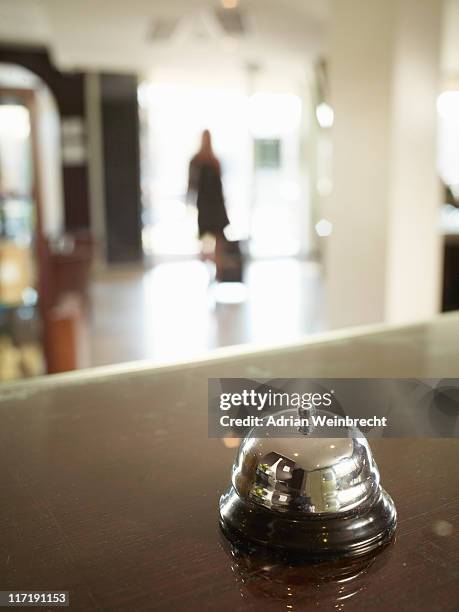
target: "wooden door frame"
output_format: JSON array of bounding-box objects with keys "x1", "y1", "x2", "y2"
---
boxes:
[{"x1": 0, "y1": 87, "x2": 53, "y2": 368}]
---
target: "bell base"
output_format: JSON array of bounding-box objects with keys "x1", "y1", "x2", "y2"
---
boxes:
[{"x1": 219, "y1": 486, "x2": 396, "y2": 560}]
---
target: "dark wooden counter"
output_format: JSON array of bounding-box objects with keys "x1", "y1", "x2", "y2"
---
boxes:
[{"x1": 0, "y1": 314, "x2": 458, "y2": 610}]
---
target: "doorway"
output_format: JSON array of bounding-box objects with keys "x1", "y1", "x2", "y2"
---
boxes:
[
  {"x1": 139, "y1": 80, "x2": 310, "y2": 259},
  {"x1": 0, "y1": 63, "x2": 64, "y2": 380},
  {"x1": 0, "y1": 87, "x2": 45, "y2": 380}
]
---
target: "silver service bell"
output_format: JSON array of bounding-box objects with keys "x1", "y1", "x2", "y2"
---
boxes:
[{"x1": 219, "y1": 404, "x2": 397, "y2": 558}]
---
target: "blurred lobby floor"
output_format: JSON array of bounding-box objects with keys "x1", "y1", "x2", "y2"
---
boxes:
[{"x1": 88, "y1": 258, "x2": 325, "y2": 368}]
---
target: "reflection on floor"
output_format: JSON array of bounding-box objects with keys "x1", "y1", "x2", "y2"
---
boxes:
[{"x1": 88, "y1": 258, "x2": 325, "y2": 367}]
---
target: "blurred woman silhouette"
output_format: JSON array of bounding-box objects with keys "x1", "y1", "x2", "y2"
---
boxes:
[{"x1": 188, "y1": 130, "x2": 229, "y2": 260}]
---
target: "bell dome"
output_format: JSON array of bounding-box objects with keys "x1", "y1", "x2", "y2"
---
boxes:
[{"x1": 219, "y1": 407, "x2": 397, "y2": 558}]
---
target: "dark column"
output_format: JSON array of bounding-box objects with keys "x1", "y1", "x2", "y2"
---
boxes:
[{"x1": 100, "y1": 74, "x2": 142, "y2": 264}]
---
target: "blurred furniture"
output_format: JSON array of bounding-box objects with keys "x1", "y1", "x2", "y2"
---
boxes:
[
  {"x1": 43, "y1": 230, "x2": 93, "y2": 374},
  {"x1": 0, "y1": 239, "x2": 32, "y2": 304},
  {"x1": 46, "y1": 294, "x2": 88, "y2": 373},
  {"x1": 48, "y1": 229, "x2": 93, "y2": 307},
  {"x1": 0, "y1": 306, "x2": 44, "y2": 381},
  {"x1": 0, "y1": 314, "x2": 458, "y2": 610}
]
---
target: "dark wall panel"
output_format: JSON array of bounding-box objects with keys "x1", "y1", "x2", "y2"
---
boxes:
[{"x1": 100, "y1": 74, "x2": 142, "y2": 263}]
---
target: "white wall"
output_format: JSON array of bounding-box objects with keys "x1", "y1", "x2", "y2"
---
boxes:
[
  {"x1": 325, "y1": 0, "x2": 442, "y2": 329},
  {"x1": 385, "y1": 0, "x2": 442, "y2": 323},
  {"x1": 326, "y1": 0, "x2": 394, "y2": 327},
  {"x1": 36, "y1": 85, "x2": 64, "y2": 238}
]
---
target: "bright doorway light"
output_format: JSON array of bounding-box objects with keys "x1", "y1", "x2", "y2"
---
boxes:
[
  {"x1": 212, "y1": 282, "x2": 247, "y2": 304},
  {"x1": 141, "y1": 82, "x2": 251, "y2": 256},
  {"x1": 140, "y1": 81, "x2": 309, "y2": 259},
  {"x1": 437, "y1": 91, "x2": 459, "y2": 121},
  {"x1": 0, "y1": 105, "x2": 30, "y2": 139},
  {"x1": 248, "y1": 93, "x2": 302, "y2": 137}
]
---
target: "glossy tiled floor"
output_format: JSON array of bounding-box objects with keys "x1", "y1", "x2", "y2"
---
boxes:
[{"x1": 88, "y1": 257, "x2": 325, "y2": 368}]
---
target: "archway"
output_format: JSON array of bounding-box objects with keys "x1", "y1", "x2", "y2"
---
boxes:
[{"x1": 0, "y1": 62, "x2": 63, "y2": 379}]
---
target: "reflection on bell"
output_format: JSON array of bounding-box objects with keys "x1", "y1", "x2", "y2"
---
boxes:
[
  {"x1": 220, "y1": 532, "x2": 393, "y2": 607},
  {"x1": 219, "y1": 407, "x2": 397, "y2": 558}
]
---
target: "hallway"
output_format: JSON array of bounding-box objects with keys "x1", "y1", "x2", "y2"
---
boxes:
[{"x1": 88, "y1": 258, "x2": 325, "y2": 367}]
